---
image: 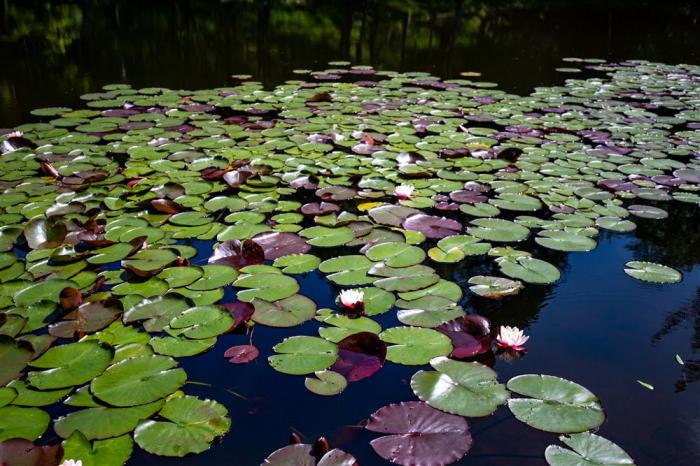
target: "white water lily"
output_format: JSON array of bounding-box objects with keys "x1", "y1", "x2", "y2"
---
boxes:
[
  {"x1": 60, "y1": 460, "x2": 83, "y2": 466},
  {"x1": 338, "y1": 289, "x2": 364, "y2": 309},
  {"x1": 496, "y1": 325, "x2": 529, "y2": 351},
  {"x1": 394, "y1": 184, "x2": 415, "y2": 200},
  {"x1": 8, "y1": 130, "x2": 23, "y2": 138}
]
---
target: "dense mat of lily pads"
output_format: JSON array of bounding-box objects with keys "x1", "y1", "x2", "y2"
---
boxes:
[{"x1": 1, "y1": 57, "x2": 699, "y2": 465}]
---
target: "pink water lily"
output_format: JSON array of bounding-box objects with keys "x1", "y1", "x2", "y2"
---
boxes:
[
  {"x1": 339, "y1": 289, "x2": 364, "y2": 309},
  {"x1": 394, "y1": 184, "x2": 415, "y2": 200},
  {"x1": 8, "y1": 130, "x2": 23, "y2": 138},
  {"x1": 496, "y1": 325, "x2": 529, "y2": 351},
  {"x1": 60, "y1": 460, "x2": 83, "y2": 466}
]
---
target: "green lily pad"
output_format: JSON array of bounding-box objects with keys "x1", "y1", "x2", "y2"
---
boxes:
[
  {"x1": 497, "y1": 256, "x2": 561, "y2": 284},
  {"x1": 268, "y1": 336, "x2": 338, "y2": 375},
  {"x1": 233, "y1": 273, "x2": 299, "y2": 302},
  {"x1": 379, "y1": 327, "x2": 452, "y2": 365},
  {"x1": 55, "y1": 400, "x2": 164, "y2": 440},
  {"x1": 411, "y1": 356, "x2": 509, "y2": 417},
  {"x1": 62, "y1": 431, "x2": 134, "y2": 466},
  {"x1": 507, "y1": 374, "x2": 606, "y2": 433},
  {"x1": 150, "y1": 336, "x2": 217, "y2": 357},
  {"x1": 251, "y1": 295, "x2": 317, "y2": 327},
  {"x1": 304, "y1": 370, "x2": 348, "y2": 396},
  {"x1": 28, "y1": 341, "x2": 112, "y2": 390},
  {"x1": 468, "y1": 275, "x2": 524, "y2": 298},
  {"x1": 468, "y1": 218, "x2": 530, "y2": 242},
  {"x1": 318, "y1": 255, "x2": 377, "y2": 286},
  {"x1": 0, "y1": 406, "x2": 50, "y2": 441},
  {"x1": 134, "y1": 395, "x2": 230, "y2": 457},
  {"x1": 623, "y1": 261, "x2": 681, "y2": 284},
  {"x1": 0, "y1": 336, "x2": 34, "y2": 386},
  {"x1": 545, "y1": 432, "x2": 636, "y2": 466},
  {"x1": 123, "y1": 295, "x2": 191, "y2": 332},
  {"x1": 365, "y1": 242, "x2": 426, "y2": 267},
  {"x1": 535, "y1": 231, "x2": 597, "y2": 252},
  {"x1": 272, "y1": 254, "x2": 321, "y2": 274},
  {"x1": 299, "y1": 226, "x2": 354, "y2": 247},
  {"x1": 90, "y1": 355, "x2": 186, "y2": 407},
  {"x1": 166, "y1": 305, "x2": 234, "y2": 339}
]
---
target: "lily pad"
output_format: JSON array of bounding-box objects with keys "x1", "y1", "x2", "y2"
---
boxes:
[
  {"x1": 411, "y1": 356, "x2": 508, "y2": 417},
  {"x1": 545, "y1": 432, "x2": 636, "y2": 466},
  {"x1": 623, "y1": 261, "x2": 681, "y2": 284},
  {"x1": 365, "y1": 401, "x2": 472, "y2": 466},
  {"x1": 269, "y1": 336, "x2": 338, "y2": 375},
  {"x1": 507, "y1": 374, "x2": 606, "y2": 433},
  {"x1": 379, "y1": 327, "x2": 452, "y2": 365},
  {"x1": 90, "y1": 355, "x2": 186, "y2": 407},
  {"x1": 134, "y1": 395, "x2": 230, "y2": 457}
]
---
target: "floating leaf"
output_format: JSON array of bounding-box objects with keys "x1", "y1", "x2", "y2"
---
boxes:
[
  {"x1": 468, "y1": 275, "x2": 523, "y2": 298},
  {"x1": 0, "y1": 407, "x2": 50, "y2": 441},
  {"x1": 251, "y1": 294, "x2": 316, "y2": 327},
  {"x1": 134, "y1": 395, "x2": 230, "y2": 457},
  {"x1": 545, "y1": 432, "x2": 636, "y2": 466},
  {"x1": 54, "y1": 401, "x2": 164, "y2": 440},
  {"x1": 28, "y1": 341, "x2": 112, "y2": 390},
  {"x1": 365, "y1": 401, "x2": 472, "y2": 466},
  {"x1": 411, "y1": 356, "x2": 508, "y2": 417},
  {"x1": 90, "y1": 355, "x2": 186, "y2": 407},
  {"x1": 623, "y1": 261, "x2": 681, "y2": 284},
  {"x1": 380, "y1": 327, "x2": 452, "y2": 365},
  {"x1": 61, "y1": 431, "x2": 133, "y2": 466},
  {"x1": 269, "y1": 336, "x2": 338, "y2": 375},
  {"x1": 305, "y1": 370, "x2": 348, "y2": 396},
  {"x1": 507, "y1": 374, "x2": 605, "y2": 433},
  {"x1": 224, "y1": 344, "x2": 259, "y2": 364}
]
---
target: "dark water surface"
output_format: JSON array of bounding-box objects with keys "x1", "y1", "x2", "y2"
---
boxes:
[{"x1": 2, "y1": 1, "x2": 700, "y2": 465}]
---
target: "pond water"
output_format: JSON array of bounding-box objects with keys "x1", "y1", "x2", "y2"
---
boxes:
[{"x1": 1, "y1": 1, "x2": 700, "y2": 466}]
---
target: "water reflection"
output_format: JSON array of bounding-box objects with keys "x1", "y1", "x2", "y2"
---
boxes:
[{"x1": 1, "y1": 0, "x2": 700, "y2": 126}]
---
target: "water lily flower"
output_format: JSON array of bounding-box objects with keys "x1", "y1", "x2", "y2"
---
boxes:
[
  {"x1": 394, "y1": 184, "x2": 415, "y2": 200},
  {"x1": 60, "y1": 460, "x2": 83, "y2": 466},
  {"x1": 8, "y1": 130, "x2": 23, "y2": 138},
  {"x1": 496, "y1": 326, "x2": 529, "y2": 351},
  {"x1": 339, "y1": 289, "x2": 364, "y2": 310}
]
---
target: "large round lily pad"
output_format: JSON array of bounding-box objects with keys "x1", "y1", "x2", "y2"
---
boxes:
[
  {"x1": 268, "y1": 336, "x2": 338, "y2": 375},
  {"x1": 507, "y1": 374, "x2": 606, "y2": 433},
  {"x1": 134, "y1": 395, "x2": 230, "y2": 457},
  {"x1": 411, "y1": 356, "x2": 508, "y2": 417},
  {"x1": 90, "y1": 355, "x2": 186, "y2": 407}
]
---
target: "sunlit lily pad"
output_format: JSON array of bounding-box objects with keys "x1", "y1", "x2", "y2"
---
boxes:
[
  {"x1": 623, "y1": 261, "x2": 681, "y2": 284},
  {"x1": 269, "y1": 336, "x2": 338, "y2": 375},
  {"x1": 380, "y1": 327, "x2": 452, "y2": 365},
  {"x1": 411, "y1": 356, "x2": 508, "y2": 417},
  {"x1": 507, "y1": 374, "x2": 606, "y2": 433},
  {"x1": 545, "y1": 432, "x2": 636, "y2": 466}
]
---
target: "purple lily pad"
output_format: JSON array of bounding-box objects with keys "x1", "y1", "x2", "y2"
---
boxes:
[
  {"x1": 331, "y1": 332, "x2": 387, "y2": 382},
  {"x1": 402, "y1": 214, "x2": 462, "y2": 239},
  {"x1": 366, "y1": 401, "x2": 472, "y2": 466},
  {"x1": 597, "y1": 179, "x2": 637, "y2": 192},
  {"x1": 252, "y1": 232, "x2": 311, "y2": 260},
  {"x1": 449, "y1": 190, "x2": 487, "y2": 204},
  {"x1": 208, "y1": 239, "x2": 265, "y2": 269},
  {"x1": 221, "y1": 301, "x2": 254, "y2": 329},
  {"x1": 262, "y1": 443, "x2": 358, "y2": 466},
  {"x1": 316, "y1": 186, "x2": 357, "y2": 201},
  {"x1": 0, "y1": 439, "x2": 63, "y2": 466},
  {"x1": 436, "y1": 315, "x2": 492, "y2": 359},
  {"x1": 224, "y1": 344, "x2": 259, "y2": 364},
  {"x1": 301, "y1": 202, "x2": 341, "y2": 216}
]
